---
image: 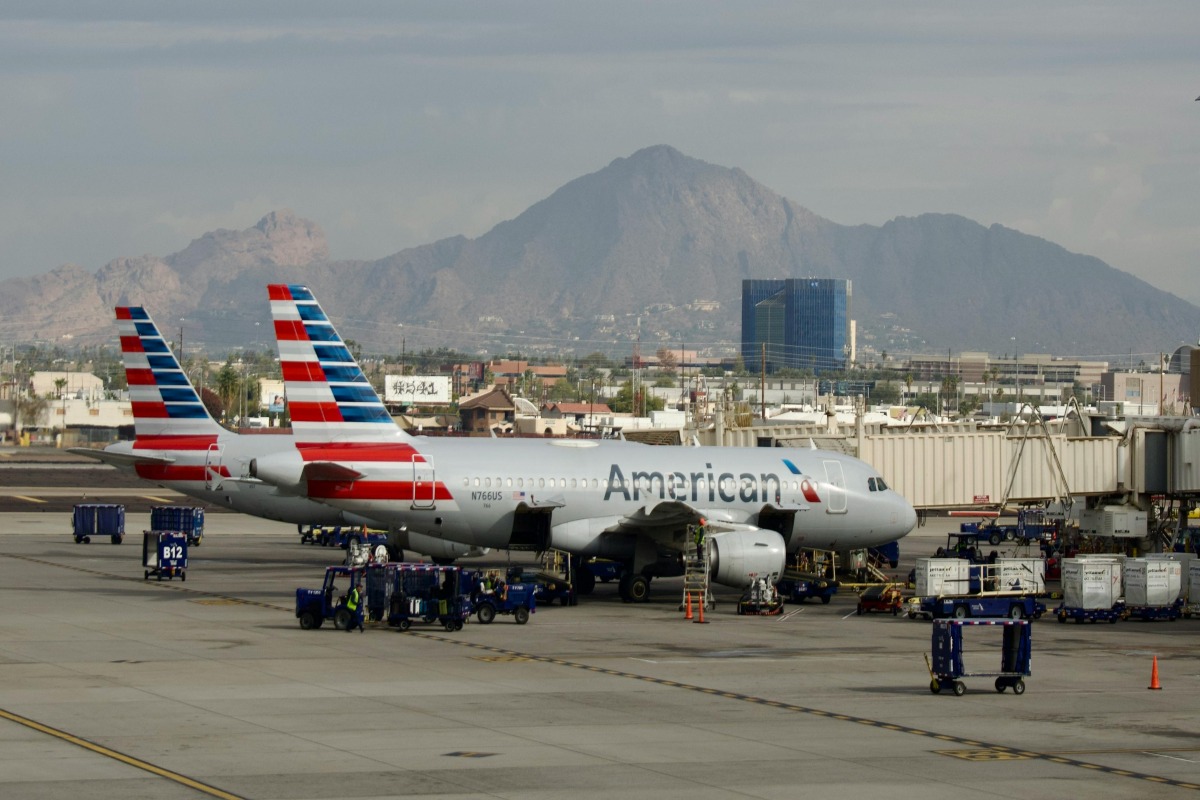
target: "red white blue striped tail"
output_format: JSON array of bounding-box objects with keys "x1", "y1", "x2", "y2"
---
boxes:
[
  {"x1": 116, "y1": 307, "x2": 224, "y2": 440},
  {"x1": 269, "y1": 284, "x2": 403, "y2": 444}
]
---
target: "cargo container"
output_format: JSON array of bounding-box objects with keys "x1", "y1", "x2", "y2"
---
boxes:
[
  {"x1": 1187, "y1": 561, "x2": 1200, "y2": 617},
  {"x1": 1124, "y1": 559, "x2": 1182, "y2": 607},
  {"x1": 1061, "y1": 558, "x2": 1122, "y2": 610},
  {"x1": 72, "y1": 503, "x2": 125, "y2": 544},
  {"x1": 995, "y1": 558, "x2": 1046, "y2": 595},
  {"x1": 914, "y1": 558, "x2": 974, "y2": 597}
]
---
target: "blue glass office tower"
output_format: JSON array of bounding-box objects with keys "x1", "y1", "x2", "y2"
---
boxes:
[{"x1": 741, "y1": 279, "x2": 851, "y2": 374}]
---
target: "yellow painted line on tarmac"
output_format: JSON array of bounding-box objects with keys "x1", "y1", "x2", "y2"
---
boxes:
[
  {"x1": 142, "y1": 495, "x2": 174, "y2": 503},
  {"x1": 7, "y1": 551, "x2": 1198, "y2": 794},
  {"x1": 13, "y1": 495, "x2": 47, "y2": 504},
  {"x1": 415, "y1": 632, "x2": 1200, "y2": 793},
  {"x1": 0, "y1": 707, "x2": 246, "y2": 800}
]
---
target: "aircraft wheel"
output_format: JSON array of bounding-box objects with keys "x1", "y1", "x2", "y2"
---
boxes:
[
  {"x1": 626, "y1": 574, "x2": 650, "y2": 603},
  {"x1": 476, "y1": 604, "x2": 496, "y2": 625}
]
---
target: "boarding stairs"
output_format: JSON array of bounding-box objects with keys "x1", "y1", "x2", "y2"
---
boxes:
[{"x1": 682, "y1": 528, "x2": 714, "y2": 610}]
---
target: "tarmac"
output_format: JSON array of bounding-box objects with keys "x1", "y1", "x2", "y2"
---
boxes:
[{"x1": 1, "y1": 491, "x2": 1199, "y2": 797}]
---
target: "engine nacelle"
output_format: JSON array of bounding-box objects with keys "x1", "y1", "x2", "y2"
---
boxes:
[
  {"x1": 388, "y1": 528, "x2": 489, "y2": 561},
  {"x1": 549, "y1": 517, "x2": 635, "y2": 559},
  {"x1": 707, "y1": 527, "x2": 787, "y2": 589},
  {"x1": 247, "y1": 450, "x2": 306, "y2": 492}
]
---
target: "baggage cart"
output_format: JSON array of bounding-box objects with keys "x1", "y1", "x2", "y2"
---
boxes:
[
  {"x1": 1054, "y1": 602, "x2": 1126, "y2": 623},
  {"x1": 387, "y1": 564, "x2": 470, "y2": 631},
  {"x1": 1125, "y1": 598, "x2": 1184, "y2": 622},
  {"x1": 150, "y1": 506, "x2": 205, "y2": 546},
  {"x1": 72, "y1": 503, "x2": 125, "y2": 544},
  {"x1": 143, "y1": 531, "x2": 187, "y2": 581},
  {"x1": 927, "y1": 619, "x2": 1031, "y2": 696}
]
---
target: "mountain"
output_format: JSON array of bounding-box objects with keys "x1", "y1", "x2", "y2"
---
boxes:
[{"x1": 3, "y1": 146, "x2": 1197, "y2": 362}]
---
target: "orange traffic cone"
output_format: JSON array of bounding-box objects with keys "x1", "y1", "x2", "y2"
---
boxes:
[
  {"x1": 684, "y1": 593, "x2": 693, "y2": 620},
  {"x1": 694, "y1": 597, "x2": 708, "y2": 624},
  {"x1": 1148, "y1": 655, "x2": 1162, "y2": 690}
]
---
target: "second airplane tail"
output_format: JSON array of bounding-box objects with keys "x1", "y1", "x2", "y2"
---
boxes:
[{"x1": 268, "y1": 283, "x2": 409, "y2": 446}]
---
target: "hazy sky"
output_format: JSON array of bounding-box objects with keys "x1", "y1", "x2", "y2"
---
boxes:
[{"x1": 2, "y1": 2, "x2": 1198, "y2": 303}]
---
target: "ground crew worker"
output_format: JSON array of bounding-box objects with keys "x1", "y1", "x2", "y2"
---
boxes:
[{"x1": 346, "y1": 581, "x2": 365, "y2": 633}]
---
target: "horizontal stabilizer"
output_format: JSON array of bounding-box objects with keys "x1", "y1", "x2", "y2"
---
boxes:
[
  {"x1": 300, "y1": 461, "x2": 365, "y2": 483},
  {"x1": 67, "y1": 447, "x2": 177, "y2": 468}
]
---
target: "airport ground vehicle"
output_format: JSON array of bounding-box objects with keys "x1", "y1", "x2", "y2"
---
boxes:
[
  {"x1": 388, "y1": 564, "x2": 471, "y2": 631},
  {"x1": 72, "y1": 503, "x2": 125, "y2": 544},
  {"x1": 300, "y1": 524, "x2": 388, "y2": 550},
  {"x1": 916, "y1": 593, "x2": 1045, "y2": 620},
  {"x1": 572, "y1": 558, "x2": 625, "y2": 594},
  {"x1": 471, "y1": 581, "x2": 536, "y2": 624},
  {"x1": 869, "y1": 540, "x2": 900, "y2": 569},
  {"x1": 856, "y1": 585, "x2": 904, "y2": 615},
  {"x1": 507, "y1": 566, "x2": 576, "y2": 607},
  {"x1": 737, "y1": 576, "x2": 784, "y2": 615},
  {"x1": 294, "y1": 565, "x2": 376, "y2": 630},
  {"x1": 143, "y1": 530, "x2": 187, "y2": 581},
  {"x1": 150, "y1": 506, "x2": 204, "y2": 546},
  {"x1": 927, "y1": 619, "x2": 1031, "y2": 696},
  {"x1": 776, "y1": 574, "x2": 838, "y2": 604}
]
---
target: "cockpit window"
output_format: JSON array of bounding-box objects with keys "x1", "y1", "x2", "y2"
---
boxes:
[
  {"x1": 876, "y1": 477, "x2": 888, "y2": 491},
  {"x1": 868, "y1": 477, "x2": 878, "y2": 492}
]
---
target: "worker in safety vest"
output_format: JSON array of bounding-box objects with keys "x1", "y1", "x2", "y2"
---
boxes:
[{"x1": 346, "y1": 581, "x2": 365, "y2": 632}]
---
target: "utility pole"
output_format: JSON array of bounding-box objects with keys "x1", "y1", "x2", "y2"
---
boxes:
[{"x1": 760, "y1": 342, "x2": 767, "y2": 421}]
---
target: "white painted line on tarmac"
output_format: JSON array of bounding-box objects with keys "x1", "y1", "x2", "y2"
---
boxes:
[{"x1": 1146, "y1": 752, "x2": 1200, "y2": 764}]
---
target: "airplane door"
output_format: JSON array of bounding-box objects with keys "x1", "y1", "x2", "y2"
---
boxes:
[
  {"x1": 823, "y1": 460, "x2": 847, "y2": 514},
  {"x1": 205, "y1": 444, "x2": 223, "y2": 491},
  {"x1": 411, "y1": 454, "x2": 436, "y2": 510}
]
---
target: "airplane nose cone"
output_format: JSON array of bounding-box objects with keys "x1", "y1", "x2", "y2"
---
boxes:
[{"x1": 899, "y1": 501, "x2": 918, "y2": 535}]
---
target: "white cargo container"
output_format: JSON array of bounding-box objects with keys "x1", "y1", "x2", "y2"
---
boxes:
[
  {"x1": 1145, "y1": 553, "x2": 1194, "y2": 601},
  {"x1": 914, "y1": 557, "x2": 972, "y2": 597},
  {"x1": 1124, "y1": 559, "x2": 1182, "y2": 607},
  {"x1": 1189, "y1": 561, "x2": 1200, "y2": 613},
  {"x1": 1061, "y1": 558, "x2": 1122, "y2": 609},
  {"x1": 995, "y1": 557, "x2": 1046, "y2": 594}
]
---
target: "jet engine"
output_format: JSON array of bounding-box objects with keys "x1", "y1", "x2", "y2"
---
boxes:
[
  {"x1": 707, "y1": 527, "x2": 787, "y2": 589},
  {"x1": 388, "y1": 528, "x2": 489, "y2": 562}
]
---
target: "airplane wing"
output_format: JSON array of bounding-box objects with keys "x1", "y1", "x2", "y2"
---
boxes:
[{"x1": 67, "y1": 447, "x2": 177, "y2": 468}]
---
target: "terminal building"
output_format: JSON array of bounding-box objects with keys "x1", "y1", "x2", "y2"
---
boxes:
[{"x1": 741, "y1": 278, "x2": 852, "y2": 375}]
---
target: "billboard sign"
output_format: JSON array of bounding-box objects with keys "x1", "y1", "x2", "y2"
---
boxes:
[{"x1": 385, "y1": 375, "x2": 451, "y2": 405}]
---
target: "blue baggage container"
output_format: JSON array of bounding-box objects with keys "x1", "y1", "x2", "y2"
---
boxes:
[
  {"x1": 72, "y1": 503, "x2": 125, "y2": 544},
  {"x1": 150, "y1": 506, "x2": 205, "y2": 546}
]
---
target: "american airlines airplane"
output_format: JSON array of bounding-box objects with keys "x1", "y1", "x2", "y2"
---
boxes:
[
  {"x1": 248, "y1": 284, "x2": 917, "y2": 602},
  {"x1": 71, "y1": 306, "x2": 487, "y2": 563}
]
